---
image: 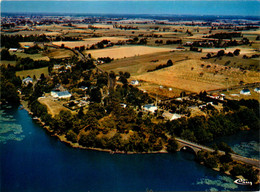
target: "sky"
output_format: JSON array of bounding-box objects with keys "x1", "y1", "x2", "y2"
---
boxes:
[{"x1": 1, "y1": 1, "x2": 260, "y2": 16}]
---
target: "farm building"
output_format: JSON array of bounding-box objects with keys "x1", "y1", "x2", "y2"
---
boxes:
[
  {"x1": 79, "y1": 86, "x2": 88, "y2": 91},
  {"x1": 254, "y1": 87, "x2": 260, "y2": 93},
  {"x1": 9, "y1": 48, "x2": 18, "y2": 52},
  {"x1": 53, "y1": 65, "x2": 63, "y2": 70},
  {"x1": 240, "y1": 89, "x2": 251, "y2": 95},
  {"x1": 142, "y1": 104, "x2": 158, "y2": 113},
  {"x1": 53, "y1": 84, "x2": 66, "y2": 92},
  {"x1": 22, "y1": 77, "x2": 33, "y2": 85},
  {"x1": 131, "y1": 80, "x2": 139, "y2": 85},
  {"x1": 120, "y1": 103, "x2": 127, "y2": 108},
  {"x1": 51, "y1": 90, "x2": 72, "y2": 99},
  {"x1": 170, "y1": 113, "x2": 182, "y2": 121}
]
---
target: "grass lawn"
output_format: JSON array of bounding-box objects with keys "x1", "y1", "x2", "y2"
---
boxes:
[{"x1": 38, "y1": 97, "x2": 71, "y2": 117}]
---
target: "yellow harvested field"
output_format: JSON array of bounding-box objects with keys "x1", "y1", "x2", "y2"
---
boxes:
[
  {"x1": 92, "y1": 24, "x2": 114, "y2": 29},
  {"x1": 44, "y1": 32, "x2": 62, "y2": 36},
  {"x1": 154, "y1": 32, "x2": 179, "y2": 35},
  {"x1": 73, "y1": 24, "x2": 89, "y2": 28},
  {"x1": 88, "y1": 46, "x2": 173, "y2": 59},
  {"x1": 52, "y1": 37, "x2": 128, "y2": 48},
  {"x1": 135, "y1": 59, "x2": 260, "y2": 93},
  {"x1": 38, "y1": 97, "x2": 70, "y2": 117},
  {"x1": 242, "y1": 30, "x2": 260, "y2": 35},
  {"x1": 202, "y1": 47, "x2": 256, "y2": 55}
]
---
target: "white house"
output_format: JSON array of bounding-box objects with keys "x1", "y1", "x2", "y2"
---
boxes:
[
  {"x1": 240, "y1": 89, "x2": 251, "y2": 95},
  {"x1": 22, "y1": 77, "x2": 33, "y2": 85},
  {"x1": 170, "y1": 113, "x2": 182, "y2": 121},
  {"x1": 254, "y1": 87, "x2": 260, "y2": 93},
  {"x1": 131, "y1": 80, "x2": 139, "y2": 85},
  {"x1": 9, "y1": 48, "x2": 18, "y2": 52},
  {"x1": 79, "y1": 86, "x2": 88, "y2": 91},
  {"x1": 120, "y1": 103, "x2": 127, "y2": 108},
  {"x1": 51, "y1": 90, "x2": 72, "y2": 99},
  {"x1": 142, "y1": 104, "x2": 158, "y2": 113},
  {"x1": 53, "y1": 65, "x2": 63, "y2": 70}
]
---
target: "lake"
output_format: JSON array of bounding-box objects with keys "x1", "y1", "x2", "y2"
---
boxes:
[{"x1": 0, "y1": 105, "x2": 259, "y2": 191}]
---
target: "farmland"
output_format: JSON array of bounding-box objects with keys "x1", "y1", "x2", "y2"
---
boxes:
[
  {"x1": 135, "y1": 59, "x2": 259, "y2": 93},
  {"x1": 11, "y1": 52, "x2": 50, "y2": 61},
  {"x1": 16, "y1": 67, "x2": 49, "y2": 79},
  {"x1": 2, "y1": 15, "x2": 260, "y2": 101},
  {"x1": 52, "y1": 37, "x2": 128, "y2": 48},
  {"x1": 86, "y1": 45, "x2": 173, "y2": 59}
]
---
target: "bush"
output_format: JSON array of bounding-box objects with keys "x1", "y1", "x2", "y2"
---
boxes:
[{"x1": 167, "y1": 138, "x2": 178, "y2": 152}]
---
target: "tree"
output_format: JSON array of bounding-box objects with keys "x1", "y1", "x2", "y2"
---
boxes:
[
  {"x1": 217, "y1": 142, "x2": 233, "y2": 153},
  {"x1": 78, "y1": 131, "x2": 97, "y2": 147},
  {"x1": 167, "y1": 138, "x2": 178, "y2": 152},
  {"x1": 217, "y1": 50, "x2": 225, "y2": 57},
  {"x1": 1, "y1": 49, "x2": 17, "y2": 61},
  {"x1": 66, "y1": 130, "x2": 78, "y2": 143},
  {"x1": 204, "y1": 156, "x2": 218, "y2": 168},
  {"x1": 124, "y1": 72, "x2": 130, "y2": 79},
  {"x1": 219, "y1": 152, "x2": 233, "y2": 163},
  {"x1": 40, "y1": 73, "x2": 46, "y2": 81},
  {"x1": 167, "y1": 59, "x2": 173, "y2": 66},
  {"x1": 1, "y1": 81, "x2": 20, "y2": 104},
  {"x1": 180, "y1": 129, "x2": 197, "y2": 143},
  {"x1": 233, "y1": 49, "x2": 240, "y2": 56},
  {"x1": 180, "y1": 91, "x2": 186, "y2": 97},
  {"x1": 90, "y1": 88, "x2": 102, "y2": 103},
  {"x1": 220, "y1": 163, "x2": 230, "y2": 172}
]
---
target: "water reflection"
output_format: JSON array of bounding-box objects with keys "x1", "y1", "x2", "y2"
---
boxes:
[
  {"x1": 0, "y1": 108, "x2": 25, "y2": 144},
  {"x1": 196, "y1": 176, "x2": 238, "y2": 191}
]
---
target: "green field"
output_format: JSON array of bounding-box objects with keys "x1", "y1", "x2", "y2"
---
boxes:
[
  {"x1": 0, "y1": 60, "x2": 16, "y2": 66},
  {"x1": 11, "y1": 52, "x2": 50, "y2": 61},
  {"x1": 16, "y1": 67, "x2": 49, "y2": 79}
]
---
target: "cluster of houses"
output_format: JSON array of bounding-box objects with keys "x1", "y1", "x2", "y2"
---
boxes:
[
  {"x1": 141, "y1": 104, "x2": 183, "y2": 121},
  {"x1": 240, "y1": 88, "x2": 260, "y2": 95}
]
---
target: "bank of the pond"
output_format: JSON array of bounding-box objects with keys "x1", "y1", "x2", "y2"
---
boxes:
[
  {"x1": 2, "y1": 105, "x2": 258, "y2": 191},
  {"x1": 20, "y1": 99, "x2": 260, "y2": 185}
]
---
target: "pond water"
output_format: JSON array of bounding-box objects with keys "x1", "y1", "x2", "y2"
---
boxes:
[{"x1": 0, "y1": 105, "x2": 258, "y2": 191}]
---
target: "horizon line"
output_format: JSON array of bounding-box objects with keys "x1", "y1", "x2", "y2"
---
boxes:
[
  {"x1": 2, "y1": 12, "x2": 260, "y2": 17},
  {"x1": 1, "y1": 0, "x2": 259, "y2": 1}
]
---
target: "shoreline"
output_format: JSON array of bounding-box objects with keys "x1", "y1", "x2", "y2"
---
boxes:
[{"x1": 19, "y1": 100, "x2": 260, "y2": 184}]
